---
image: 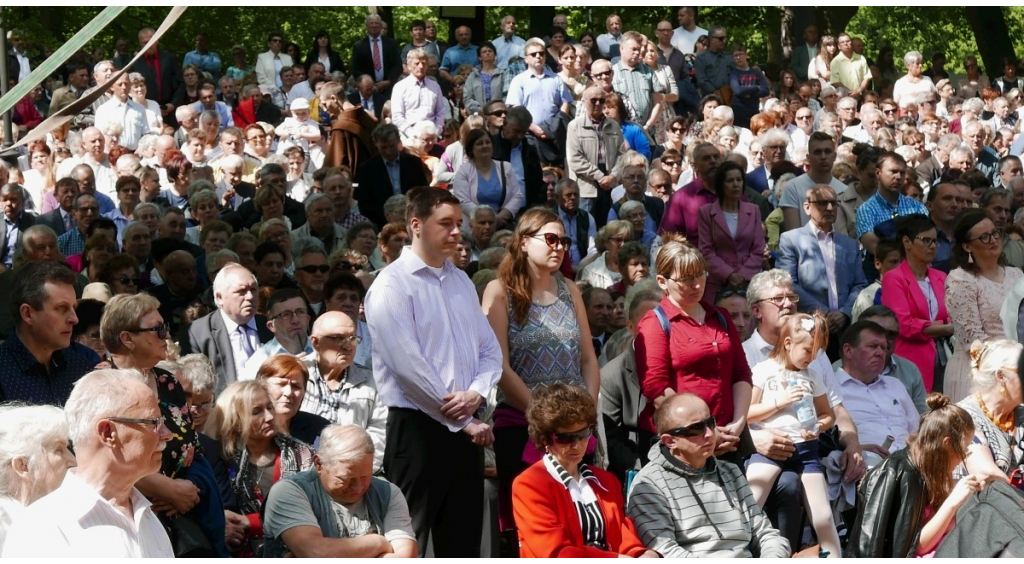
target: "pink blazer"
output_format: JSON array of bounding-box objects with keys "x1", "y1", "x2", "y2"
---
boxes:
[
  {"x1": 881, "y1": 261, "x2": 950, "y2": 391},
  {"x1": 697, "y1": 201, "x2": 765, "y2": 300}
]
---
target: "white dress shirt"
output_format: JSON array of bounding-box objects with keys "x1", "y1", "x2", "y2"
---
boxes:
[
  {"x1": 389, "y1": 74, "x2": 446, "y2": 137},
  {"x1": 808, "y1": 222, "x2": 840, "y2": 310},
  {"x1": 364, "y1": 250, "x2": 502, "y2": 432},
  {"x1": 2, "y1": 471, "x2": 173, "y2": 558},
  {"x1": 94, "y1": 96, "x2": 151, "y2": 151},
  {"x1": 835, "y1": 367, "x2": 919, "y2": 451}
]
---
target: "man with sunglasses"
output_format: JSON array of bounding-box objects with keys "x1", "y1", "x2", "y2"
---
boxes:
[
  {"x1": 291, "y1": 242, "x2": 331, "y2": 322},
  {"x1": 626, "y1": 392, "x2": 790, "y2": 558},
  {"x1": 491, "y1": 106, "x2": 546, "y2": 208},
  {"x1": 566, "y1": 86, "x2": 627, "y2": 223},
  {"x1": 242, "y1": 288, "x2": 315, "y2": 380},
  {"x1": 505, "y1": 37, "x2": 572, "y2": 155},
  {"x1": 695, "y1": 26, "x2": 733, "y2": 101}
]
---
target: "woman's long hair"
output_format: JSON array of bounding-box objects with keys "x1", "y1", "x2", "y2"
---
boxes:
[
  {"x1": 497, "y1": 207, "x2": 562, "y2": 325},
  {"x1": 908, "y1": 392, "x2": 974, "y2": 509},
  {"x1": 215, "y1": 380, "x2": 279, "y2": 461}
]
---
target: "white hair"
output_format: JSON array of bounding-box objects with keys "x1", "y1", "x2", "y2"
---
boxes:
[
  {"x1": 177, "y1": 354, "x2": 218, "y2": 396},
  {"x1": 317, "y1": 425, "x2": 375, "y2": 466},
  {"x1": 65, "y1": 369, "x2": 150, "y2": 446},
  {"x1": 903, "y1": 50, "x2": 923, "y2": 66},
  {"x1": 0, "y1": 405, "x2": 69, "y2": 499},
  {"x1": 711, "y1": 105, "x2": 735, "y2": 123},
  {"x1": 747, "y1": 269, "x2": 794, "y2": 308},
  {"x1": 213, "y1": 263, "x2": 256, "y2": 304},
  {"x1": 970, "y1": 339, "x2": 1023, "y2": 394}
]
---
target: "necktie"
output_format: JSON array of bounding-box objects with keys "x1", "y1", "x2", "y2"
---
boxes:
[
  {"x1": 63, "y1": 212, "x2": 74, "y2": 233},
  {"x1": 592, "y1": 337, "x2": 603, "y2": 356},
  {"x1": 362, "y1": 98, "x2": 369, "y2": 110},
  {"x1": 238, "y1": 325, "x2": 255, "y2": 359},
  {"x1": 372, "y1": 38, "x2": 382, "y2": 73}
]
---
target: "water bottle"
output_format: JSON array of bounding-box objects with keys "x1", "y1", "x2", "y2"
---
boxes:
[{"x1": 789, "y1": 376, "x2": 817, "y2": 430}]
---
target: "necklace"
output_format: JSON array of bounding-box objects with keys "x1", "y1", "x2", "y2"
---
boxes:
[{"x1": 977, "y1": 393, "x2": 1016, "y2": 433}]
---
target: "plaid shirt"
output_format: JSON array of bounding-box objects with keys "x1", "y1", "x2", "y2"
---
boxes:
[
  {"x1": 57, "y1": 228, "x2": 86, "y2": 258},
  {"x1": 855, "y1": 192, "x2": 928, "y2": 238},
  {"x1": 337, "y1": 209, "x2": 371, "y2": 231},
  {"x1": 611, "y1": 61, "x2": 661, "y2": 124}
]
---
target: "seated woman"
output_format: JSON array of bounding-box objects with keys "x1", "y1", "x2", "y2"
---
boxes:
[
  {"x1": 956, "y1": 340, "x2": 1024, "y2": 482},
  {"x1": 215, "y1": 379, "x2": 315, "y2": 555},
  {"x1": 848, "y1": 393, "x2": 981, "y2": 557},
  {"x1": 254, "y1": 354, "x2": 330, "y2": 447},
  {"x1": 512, "y1": 383, "x2": 657, "y2": 558},
  {"x1": 72, "y1": 298, "x2": 107, "y2": 359},
  {"x1": 0, "y1": 405, "x2": 76, "y2": 552},
  {"x1": 452, "y1": 128, "x2": 524, "y2": 231},
  {"x1": 184, "y1": 188, "x2": 222, "y2": 247},
  {"x1": 374, "y1": 222, "x2": 411, "y2": 272},
  {"x1": 576, "y1": 220, "x2": 633, "y2": 290}
]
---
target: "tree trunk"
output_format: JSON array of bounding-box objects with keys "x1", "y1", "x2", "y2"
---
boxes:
[
  {"x1": 529, "y1": 6, "x2": 554, "y2": 40},
  {"x1": 765, "y1": 7, "x2": 784, "y2": 68},
  {"x1": 821, "y1": 7, "x2": 859, "y2": 35},
  {"x1": 964, "y1": 7, "x2": 1015, "y2": 78}
]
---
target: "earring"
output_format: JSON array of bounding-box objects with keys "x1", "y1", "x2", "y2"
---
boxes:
[
  {"x1": 968, "y1": 251, "x2": 974, "y2": 264},
  {"x1": 1002, "y1": 383, "x2": 1009, "y2": 397}
]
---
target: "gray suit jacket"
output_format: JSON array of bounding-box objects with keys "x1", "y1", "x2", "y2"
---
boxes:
[
  {"x1": 600, "y1": 345, "x2": 646, "y2": 478},
  {"x1": 775, "y1": 222, "x2": 868, "y2": 318},
  {"x1": 37, "y1": 208, "x2": 68, "y2": 237},
  {"x1": 184, "y1": 310, "x2": 271, "y2": 391}
]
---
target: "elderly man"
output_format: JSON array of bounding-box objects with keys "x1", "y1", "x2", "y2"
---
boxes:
[
  {"x1": 216, "y1": 153, "x2": 256, "y2": 210},
  {"x1": 131, "y1": 27, "x2": 185, "y2": 121},
  {"x1": 506, "y1": 37, "x2": 572, "y2": 157},
  {"x1": 262, "y1": 425, "x2": 416, "y2": 558},
  {"x1": 291, "y1": 240, "x2": 330, "y2": 318},
  {"x1": 591, "y1": 59, "x2": 615, "y2": 94},
  {"x1": 62, "y1": 128, "x2": 118, "y2": 199},
  {"x1": 352, "y1": 15, "x2": 401, "y2": 93},
  {"x1": 184, "y1": 263, "x2": 271, "y2": 390},
  {"x1": 49, "y1": 62, "x2": 90, "y2": 116},
  {"x1": 963, "y1": 120, "x2": 1001, "y2": 184},
  {"x1": 493, "y1": 15, "x2": 525, "y2": 69},
  {"x1": 467, "y1": 206, "x2": 496, "y2": 261},
  {"x1": 854, "y1": 305, "x2": 928, "y2": 414},
  {"x1": 612, "y1": 31, "x2": 663, "y2": 127},
  {"x1": 57, "y1": 193, "x2": 100, "y2": 258},
  {"x1": 836, "y1": 321, "x2": 919, "y2": 458},
  {"x1": 37, "y1": 177, "x2": 78, "y2": 237},
  {"x1": 145, "y1": 250, "x2": 200, "y2": 335},
  {"x1": 2, "y1": 369, "x2": 173, "y2": 557},
  {"x1": 94, "y1": 73, "x2": 151, "y2": 151},
  {"x1": 746, "y1": 128, "x2": 790, "y2": 200},
  {"x1": 596, "y1": 14, "x2": 623, "y2": 62},
  {"x1": 0, "y1": 184, "x2": 36, "y2": 270},
  {"x1": 554, "y1": 179, "x2": 596, "y2": 270},
  {"x1": 695, "y1": 26, "x2": 732, "y2": 98},
  {"x1": 390, "y1": 48, "x2": 445, "y2": 141},
  {"x1": 916, "y1": 133, "x2": 961, "y2": 188},
  {"x1": 301, "y1": 311, "x2": 387, "y2": 472},
  {"x1": 491, "y1": 106, "x2": 545, "y2": 208},
  {"x1": 292, "y1": 194, "x2": 345, "y2": 255},
  {"x1": 173, "y1": 104, "x2": 199, "y2": 147},
  {"x1": 843, "y1": 106, "x2": 883, "y2": 145},
  {"x1": 321, "y1": 168, "x2": 369, "y2": 230},
  {"x1": 660, "y1": 142, "x2": 720, "y2": 246},
  {"x1": 626, "y1": 393, "x2": 790, "y2": 558},
  {"x1": 439, "y1": 26, "x2": 479, "y2": 83},
  {"x1": 566, "y1": 86, "x2": 627, "y2": 222},
  {"x1": 347, "y1": 74, "x2": 385, "y2": 121},
  {"x1": 242, "y1": 288, "x2": 315, "y2": 379},
  {"x1": 608, "y1": 164, "x2": 665, "y2": 235},
  {"x1": 742, "y1": 269, "x2": 865, "y2": 550},
  {"x1": 0, "y1": 261, "x2": 100, "y2": 405},
  {"x1": 830, "y1": 34, "x2": 872, "y2": 98}
]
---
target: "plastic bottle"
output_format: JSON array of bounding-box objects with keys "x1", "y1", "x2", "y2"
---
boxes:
[{"x1": 789, "y1": 376, "x2": 817, "y2": 429}]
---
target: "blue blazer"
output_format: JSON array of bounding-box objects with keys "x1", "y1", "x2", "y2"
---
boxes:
[
  {"x1": 747, "y1": 165, "x2": 770, "y2": 197},
  {"x1": 775, "y1": 222, "x2": 868, "y2": 318}
]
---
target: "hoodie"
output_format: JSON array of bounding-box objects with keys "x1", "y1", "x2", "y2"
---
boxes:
[{"x1": 626, "y1": 443, "x2": 790, "y2": 558}]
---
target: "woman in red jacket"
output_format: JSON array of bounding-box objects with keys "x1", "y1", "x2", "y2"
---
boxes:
[{"x1": 512, "y1": 383, "x2": 658, "y2": 558}]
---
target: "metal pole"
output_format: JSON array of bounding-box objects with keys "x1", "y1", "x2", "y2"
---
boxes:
[{"x1": 0, "y1": 6, "x2": 12, "y2": 150}]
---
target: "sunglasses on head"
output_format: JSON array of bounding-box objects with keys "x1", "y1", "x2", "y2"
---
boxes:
[
  {"x1": 665, "y1": 415, "x2": 716, "y2": 438},
  {"x1": 715, "y1": 287, "x2": 746, "y2": 301},
  {"x1": 297, "y1": 264, "x2": 331, "y2": 274},
  {"x1": 551, "y1": 426, "x2": 593, "y2": 445}
]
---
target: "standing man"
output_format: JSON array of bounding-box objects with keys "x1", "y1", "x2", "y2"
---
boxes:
[
  {"x1": 354, "y1": 124, "x2": 429, "y2": 229},
  {"x1": 347, "y1": 75, "x2": 385, "y2": 121},
  {"x1": 130, "y1": 27, "x2": 184, "y2": 124},
  {"x1": 391, "y1": 49, "x2": 446, "y2": 141},
  {"x1": 596, "y1": 14, "x2": 624, "y2": 63},
  {"x1": 660, "y1": 142, "x2": 721, "y2": 246},
  {"x1": 49, "y1": 63, "x2": 89, "y2": 116},
  {"x1": 612, "y1": 31, "x2": 663, "y2": 129},
  {"x1": 439, "y1": 26, "x2": 479, "y2": 83},
  {"x1": 566, "y1": 86, "x2": 627, "y2": 224},
  {"x1": 183, "y1": 33, "x2": 222, "y2": 82},
  {"x1": 57, "y1": 193, "x2": 99, "y2": 258},
  {"x1": 555, "y1": 179, "x2": 597, "y2": 270},
  {"x1": 505, "y1": 38, "x2": 572, "y2": 163},
  {"x1": 491, "y1": 106, "x2": 546, "y2": 208},
  {"x1": 789, "y1": 25, "x2": 819, "y2": 82},
  {"x1": 365, "y1": 187, "x2": 501, "y2": 557},
  {"x1": 695, "y1": 26, "x2": 733, "y2": 101},
  {"x1": 94, "y1": 73, "x2": 151, "y2": 151},
  {"x1": 493, "y1": 16, "x2": 525, "y2": 69},
  {"x1": 830, "y1": 34, "x2": 872, "y2": 99},
  {"x1": 255, "y1": 31, "x2": 293, "y2": 89},
  {"x1": 671, "y1": 7, "x2": 708, "y2": 56},
  {"x1": 352, "y1": 15, "x2": 401, "y2": 95},
  {"x1": 856, "y1": 152, "x2": 928, "y2": 256}
]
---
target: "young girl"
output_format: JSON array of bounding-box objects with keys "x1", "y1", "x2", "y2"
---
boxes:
[{"x1": 747, "y1": 313, "x2": 840, "y2": 558}]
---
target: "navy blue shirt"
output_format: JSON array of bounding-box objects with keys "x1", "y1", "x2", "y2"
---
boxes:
[{"x1": 0, "y1": 333, "x2": 101, "y2": 406}]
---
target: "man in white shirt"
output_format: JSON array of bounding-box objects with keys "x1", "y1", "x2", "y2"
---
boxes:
[
  {"x1": 492, "y1": 15, "x2": 525, "y2": 69},
  {"x1": 288, "y1": 61, "x2": 325, "y2": 102},
  {"x1": 390, "y1": 48, "x2": 445, "y2": 141},
  {"x1": 3, "y1": 369, "x2": 174, "y2": 558},
  {"x1": 596, "y1": 14, "x2": 623, "y2": 63},
  {"x1": 191, "y1": 82, "x2": 234, "y2": 131},
  {"x1": 671, "y1": 7, "x2": 708, "y2": 55}
]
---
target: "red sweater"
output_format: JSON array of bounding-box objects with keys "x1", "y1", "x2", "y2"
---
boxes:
[{"x1": 512, "y1": 460, "x2": 649, "y2": 558}]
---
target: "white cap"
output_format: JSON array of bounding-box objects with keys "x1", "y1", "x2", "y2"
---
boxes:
[{"x1": 290, "y1": 98, "x2": 311, "y2": 111}]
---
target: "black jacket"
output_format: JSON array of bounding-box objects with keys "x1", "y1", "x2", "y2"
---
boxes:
[
  {"x1": 491, "y1": 132, "x2": 545, "y2": 209},
  {"x1": 351, "y1": 36, "x2": 402, "y2": 90},
  {"x1": 129, "y1": 50, "x2": 185, "y2": 110},
  {"x1": 303, "y1": 49, "x2": 346, "y2": 77},
  {"x1": 847, "y1": 448, "x2": 928, "y2": 558},
  {"x1": 354, "y1": 152, "x2": 429, "y2": 229},
  {"x1": 935, "y1": 479, "x2": 1024, "y2": 557}
]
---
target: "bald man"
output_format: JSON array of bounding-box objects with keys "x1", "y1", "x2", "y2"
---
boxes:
[
  {"x1": 146, "y1": 250, "x2": 199, "y2": 335},
  {"x1": 302, "y1": 311, "x2": 387, "y2": 472},
  {"x1": 439, "y1": 26, "x2": 478, "y2": 83}
]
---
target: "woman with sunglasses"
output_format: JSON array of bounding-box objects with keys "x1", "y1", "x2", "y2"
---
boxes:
[
  {"x1": 881, "y1": 214, "x2": 953, "y2": 393},
  {"x1": 482, "y1": 208, "x2": 601, "y2": 555},
  {"x1": 512, "y1": 383, "x2": 655, "y2": 558},
  {"x1": 101, "y1": 294, "x2": 230, "y2": 556},
  {"x1": 944, "y1": 210, "x2": 1022, "y2": 402}
]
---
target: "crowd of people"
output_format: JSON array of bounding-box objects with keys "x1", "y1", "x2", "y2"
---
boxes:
[{"x1": 5, "y1": 5, "x2": 1024, "y2": 558}]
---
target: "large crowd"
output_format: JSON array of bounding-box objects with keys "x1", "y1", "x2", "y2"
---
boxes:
[{"x1": 3, "y1": 5, "x2": 1024, "y2": 558}]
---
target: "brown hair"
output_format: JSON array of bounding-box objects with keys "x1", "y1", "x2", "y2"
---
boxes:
[
  {"x1": 908, "y1": 393, "x2": 974, "y2": 509},
  {"x1": 526, "y1": 383, "x2": 597, "y2": 449},
  {"x1": 654, "y1": 240, "x2": 706, "y2": 280},
  {"x1": 496, "y1": 207, "x2": 563, "y2": 325},
  {"x1": 769, "y1": 312, "x2": 829, "y2": 365}
]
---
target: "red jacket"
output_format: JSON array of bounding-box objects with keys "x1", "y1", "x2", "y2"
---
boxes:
[{"x1": 512, "y1": 460, "x2": 649, "y2": 558}]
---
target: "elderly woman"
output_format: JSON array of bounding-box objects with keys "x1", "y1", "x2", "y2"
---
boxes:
[
  {"x1": 102, "y1": 294, "x2": 228, "y2": 556},
  {"x1": 406, "y1": 121, "x2": 442, "y2": 174},
  {"x1": 893, "y1": 51, "x2": 938, "y2": 107},
  {"x1": 618, "y1": 199, "x2": 661, "y2": 251},
  {"x1": 128, "y1": 72, "x2": 164, "y2": 131},
  {"x1": 200, "y1": 220, "x2": 233, "y2": 255},
  {"x1": 944, "y1": 210, "x2": 1022, "y2": 402},
  {"x1": 512, "y1": 383, "x2": 656, "y2": 558},
  {"x1": 0, "y1": 405, "x2": 76, "y2": 551},
  {"x1": 464, "y1": 41, "x2": 503, "y2": 116},
  {"x1": 185, "y1": 188, "x2": 222, "y2": 247},
  {"x1": 255, "y1": 354, "x2": 330, "y2": 446},
  {"x1": 882, "y1": 214, "x2": 954, "y2": 393},
  {"x1": 635, "y1": 239, "x2": 752, "y2": 465},
  {"x1": 215, "y1": 379, "x2": 315, "y2": 555},
  {"x1": 249, "y1": 188, "x2": 289, "y2": 236},
  {"x1": 577, "y1": 220, "x2": 633, "y2": 290},
  {"x1": 453, "y1": 128, "x2": 524, "y2": 230}
]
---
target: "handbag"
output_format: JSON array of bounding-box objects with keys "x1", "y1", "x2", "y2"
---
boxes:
[{"x1": 162, "y1": 514, "x2": 217, "y2": 558}]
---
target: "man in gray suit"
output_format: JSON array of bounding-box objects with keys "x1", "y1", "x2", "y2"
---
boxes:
[
  {"x1": 790, "y1": 24, "x2": 819, "y2": 82},
  {"x1": 36, "y1": 178, "x2": 79, "y2": 238},
  {"x1": 184, "y1": 263, "x2": 270, "y2": 391},
  {"x1": 599, "y1": 281, "x2": 663, "y2": 481}
]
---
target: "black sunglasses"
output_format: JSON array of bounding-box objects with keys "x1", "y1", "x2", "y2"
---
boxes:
[
  {"x1": 488, "y1": 110, "x2": 507, "y2": 117},
  {"x1": 592, "y1": 70, "x2": 612, "y2": 79},
  {"x1": 297, "y1": 264, "x2": 331, "y2": 274},
  {"x1": 133, "y1": 322, "x2": 170, "y2": 340},
  {"x1": 551, "y1": 426, "x2": 593, "y2": 445},
  {"x1": 336, "y1": 261, "x2": 356, "y2": 270},
  {"x1": 665, "y1": 415, "x2": 716, "y2": 438},
  {"x1": 715, "y1": 287, "x2": 746, "y2": 301},
  {"x1": 115, "y1": 276, "x2": 141, "y2": 285},
  {"x1": 533, "y1": 232, "x2": 571, "y2": 249}
]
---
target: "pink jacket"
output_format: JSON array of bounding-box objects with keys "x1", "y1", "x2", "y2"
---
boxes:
[
  {"x1": 881, "y1": 261, "x2": 949, "y2": 391},
  {"x1": 697, "y1": 201, "x2": 765, "y2": 300}
]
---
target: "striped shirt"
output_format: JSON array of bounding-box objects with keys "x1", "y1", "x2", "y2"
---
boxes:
[
  {"x1": 611, "y1": 61, "x2": 662, "y2": 124},
  {"x1": 2, "y1": 471, "x2": 173, "y2": 558},
  {"x1": 364, "y1": 250, "x2": 502, "y2": 431},
  {"x1": 543, "y1": 454, "x2": 607, "y2": 550}
]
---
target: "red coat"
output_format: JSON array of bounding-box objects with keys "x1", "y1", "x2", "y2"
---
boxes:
[
  {"x1": 881, "y1": 260, "x2": 950, "y2": 391},
  {"x1": 512, "y1": 460, "x2": 649, "y2": 558}
]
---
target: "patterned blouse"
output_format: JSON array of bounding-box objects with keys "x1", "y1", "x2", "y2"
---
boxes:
[
  {"x1": 543, "y1": 453, "x2": 607, "y2": 549},
  {"x1": 956, "y1": 396, "x2": 1024, "y2": 480},
  {"x1": 501, "y1": 275, "x2": 585, "y2": 406},
  {"x1": 152, "y1": 366, "x2": 200, "y2": 479},
  {"x1": 228, "y1": 433, "x2": 316, "y2": 518}
]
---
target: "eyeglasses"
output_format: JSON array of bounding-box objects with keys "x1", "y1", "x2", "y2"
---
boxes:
[
  {"x1": 808, "y1": 199, "x2": 838, "y2": 209},
  {"x1": 608, "y1": 236, "x2": 629, "y2": 245},
  {"x1": 657, "y1": 28, "x2": 673, "y2": 33},
  {"x1": 796, "y1": 114, "x2": 813, "y2": 120},
  {"x1": 665, "y1": 415, "x2": 716, "y2": 438},
  {"x1": 115, "y1": 276, "x2": 141, "y2": 285},
  {"x1": 189, "y1": 400, "x2": 213, "y2": 413},
  {"x1": 532, "y1": 232, "x2": 571, "y2": 249},
  {"x1": 336, "y1": 261, "x2": 358, "y2": 271},
  {"x1": 763, "y1": 145, "x2": 786, "y2": 152},
  {"x1": 488, "y1": 110, "x2": 507, "y2": 117},
  {"x1": 756, "y1": 293, "x2": 800, "y2": 306},
  {"x1": 132, "y1": 322, "x2": 170, "y2": 340},
  {"x1": 588, "y1": 97, "x2": 606, "y2": 106},
  {"x1": 270, "y1": 308, "x2": 310, "y2": 322},
  {"x1": 670, "y1": 126, "x2": 685, "y2": 133},
  {"x1": 838, "y1": 106, "x2": 856, "y2": 112},
  {"x1": 551, "y1": 426, "x2": 593, "y2": 445},
  {"x1": 968, "y1": 229, "x2": 1003, "y2": 244},
  {"x1": 668, "y1": 271, "x2": 708, "y2": 288},
  {"x1": 319, "y1": 334, "x2": 362, "y2": 347},
  {"x1": 882, "y1": 109, "x2": 897, "y2": 115},
  {"x1": 592, "y1": 70, "x2": 612, "y2": 79},
  {"x1": 662, "y1": 160, "x2": 681, "y2": 167},
  {"x1": 107, "y1": 416, "x2": 164, "y2": 432},
  {"x1": 914, "y1": 235, "x2": 939, "y2": 247},
  {"x1": 525, "y1": 51, "x2": 545, "y2": 58},
  {"x1": 297, "y1": 264, "x2": 331, "y2": 274}
]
